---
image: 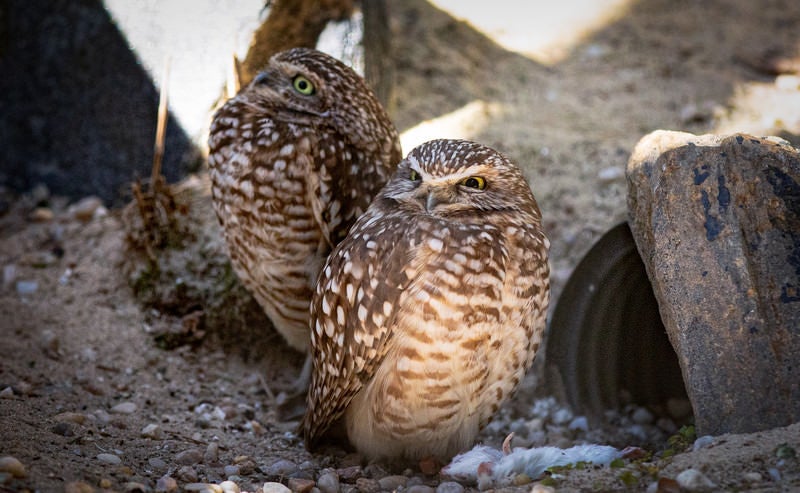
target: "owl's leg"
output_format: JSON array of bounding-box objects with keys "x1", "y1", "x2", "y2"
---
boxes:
[{"x1": 292, "y1": 352, "x2": 313, "y2": 392}]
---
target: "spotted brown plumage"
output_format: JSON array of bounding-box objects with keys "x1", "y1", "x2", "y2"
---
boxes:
[
  {"x1": 208, "y1": 48, "x2": 401, "y2": 352},
  {"x1": 302, "y1": 139, "x2": 550, "y2": 462}
]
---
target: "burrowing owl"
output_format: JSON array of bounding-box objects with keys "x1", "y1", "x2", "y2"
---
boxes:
[
  {"x1": 208, "y1": 48, "x2": 401, "y2": 353},
  {"x1": 302, "y1": 139, "x2": 550, "y2": 462}
]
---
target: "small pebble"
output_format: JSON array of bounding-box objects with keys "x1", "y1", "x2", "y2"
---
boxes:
[
  {"x1": 262, "y1": 483, "x2": 292, "y2": 493},
  {"x1": 16, "y1": 280, "x2": 38, "y2": 295},
  {"x1": 224, "y1": 464, "x2": 241, "y2": 477},
  {"x1": 316, "y1": 472, "x2": 339, "y2": 493},
  {"x1": 175, "y1": 449, "x2": 204, "y2": 465},
  {"x1": 675, "y1": 468, "x2": 716, "y2": 491},
  {"x1": 568, "y1": 416, "x2": 589, "y2": 431},
  {"x1": 378, "y1": 475, "x2": 408, "y2": 490},
  {"x1": 631, "y1": 407, "x2": 654, "y2": 425},
  {"x1": 204, "y1": 442, "x2": 220, "y2": 464},
  {"x1": 69, "y1": 196, "x2": 104, "y2": 222},
  {"x1": 597, "y1": 166, "x2": 625, "y2": 184},
  {"x1": 406, "y1": 476, "x2": 425, "y2": 487},
  {"x1": 220, "y1": 481, "x2": 240, "y2": 493},
  {"x1": 40, "y1": 329, "x2": 60, "y2": 358},
  {"x1": 123, "y1": 482, "x2": 149, "y2": 492},
  {"x1": 148, "y1": 457, "x2": 168, "y2": 470},
  {"x1": 335, "y1": 465, "x2": 361, "y2": 481},
  {"x1": 29, "y1": 207, "x2": 54, "y2": 222},
  {"x1": 64, "y1": 481, "x2": 95, "y2": 493},
  {"x1": 742, "y1": 472, "x2": 762, "y2": 483},
  {"x1": 3, "y1": 264, "x2": 16, "y2": 287},
  {"x1": 111, "y1": 402, "x2": 138, "y2": 414},
  {"x1": 0, "y1": 387, "x2": 14, "y2": 399},
  {"x1": 552, "y1": 407, "x2": 573, "y2": 425},
  {"x1": 155, "y1": 475, "x2": 178, "y2": 493},
  {"x1": 436, "y1": 481, "x2": 464, "y2": 493},
  {"x1": 767, "y1": 468, "x2": 781, "y2": 482},
  {"x1": 177, "y1": 466, "x2": 199, "y2": 483},
  {"x1": 184, "y1": 484, "x2": 222, "y2": 492},
  {"x1": 99, "y1": 479, "x2": 113, "y2": 488},
  {"x1": 96, "y1": 453, "x2": 122, "y2": 465},
  {"x1": 406, "y1": 486, "x2": 435, "y2": 493},
  {"x1": 55, "y1": 412, "x2": 87, "y2": 425},
  {"x1": 141, "y1": 423, "x2": 163, "y2": 439},
  {"x1": 287, "y1": 478, "x2": 315, "y2": 493},
  {"x1": 692, "y1": 435, "x2": 714, "y2": 451},
  {"x1": 0, "y1": 456, "x2": 26, "y2": 478},
  {"x1": 531, "y1": 484, "x2": 556, "y2": 493},
  {"x1": 267, "y1": 459, "x2": 298, "y2": 476},
  {"x1": 355, "y1": 478, "x2": 380, "y2": 493}
]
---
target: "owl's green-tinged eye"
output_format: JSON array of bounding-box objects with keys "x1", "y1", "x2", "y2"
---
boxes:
[
  {"x1": 460, "y1": 176, "x2": 486, "y2": 190},
  {"x1": 409, "y1": 170, "x2": 421, "y2": 181},
  {"x1": 292, "y1": 75, "x2": 315, "y2": 95}
]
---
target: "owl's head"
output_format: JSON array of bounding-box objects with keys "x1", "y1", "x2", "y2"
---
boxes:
[
  {"x1": 241, "y1": 48, "x2": 397, "y2": 154},
  {"x1": 381, "y1": 139, "x2": 540, "y2": 218}
]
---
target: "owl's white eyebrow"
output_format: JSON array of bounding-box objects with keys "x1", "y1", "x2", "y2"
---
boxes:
[{"x1": 425, "y1": 165, "x2": 492, "y2": 185}]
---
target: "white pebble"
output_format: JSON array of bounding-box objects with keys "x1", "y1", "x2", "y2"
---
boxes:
[
  {"x1": 97, "y1": 453, "x2": 122, "y2": 465},
  {"x1": 16, "y1": 280, "x2": 38, "y2": 295},
  {"x1": 767, "y1": 468, "x2": 781, "y2": 482},
  {"x1": 111, "y1": 402, "x2": 137, "y2": 414},
  {"x1": 692, "y1": 435, "x2": 714, "y2": 451},
  {"x1": 0, "y1": 387, "x2": 14, "y2": 399},
  {"x1": 220, "y1": 481, "x2": 240, "y2": 493},
  {"x1": 262, "y1": 482, "x2": 291, "y2": 493},
  {"x1": 742, "y1": 472, "x2": 762, "y2": 483},
  {"x1": 436, "y1": 481, "x2": 465, "y2": 493},
  {"x1": 676, "y1": 468, "x2": 716, "y2": 491},
  {"x1": 2, "y1": 264, "x2": 16, "y2": 287},
  {"x1": 568, "y1": 416, "x2": 589, "y2": 431},
  {"x1": 141, "y1": 423, "x2": 163, "y2": 439},
  {"x1": 597, "y1": 166, "x2": 625, "y2": 184},
  {"x1": 316, "y1": 472, "x2": 339, "y2": 493},
  {"x1": 552, "y1": 408, "x2": 573, "y2": 425}
]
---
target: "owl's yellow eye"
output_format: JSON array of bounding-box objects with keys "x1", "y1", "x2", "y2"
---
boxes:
[
  {"x1": 292, "y1": 75, "x2": 315, "y2": 95},
  {"x1": 409, "y1": 169, "x2": 421, "y2": 181},
  {"x1": 460, "y1": 176, "x2": 486, "y2": 190}
]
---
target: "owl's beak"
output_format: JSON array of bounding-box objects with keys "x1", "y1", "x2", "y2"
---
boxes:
[{"x1": 420, "y1": 185, "x2": 449, "y2": 213}]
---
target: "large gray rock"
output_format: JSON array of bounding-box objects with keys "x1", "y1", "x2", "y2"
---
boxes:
[{"x1": 626, "y1": 130, "x2": 800, "y2": 436}]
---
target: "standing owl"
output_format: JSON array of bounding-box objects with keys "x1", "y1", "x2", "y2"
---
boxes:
[
  {"x1": 302, "y1": 139, "x2": 550, "y2": 462},
  {"x1": 208, "y1": 48, "x2": 401, "y2": 354}
]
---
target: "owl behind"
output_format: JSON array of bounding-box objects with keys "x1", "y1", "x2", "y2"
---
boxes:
[
  {"x1": 208, "y1": 48, "x2": 401, "y2": 352},
  {"x1": 303, "y1": 139, "x2": 550, "y2": 462}
]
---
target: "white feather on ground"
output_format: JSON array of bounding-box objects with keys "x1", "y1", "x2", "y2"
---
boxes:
[{"x1": 441, "y1": 442, "x2": 622, "y2": 488}]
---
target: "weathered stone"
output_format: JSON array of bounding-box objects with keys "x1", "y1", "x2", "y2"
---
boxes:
[{"x1": 627, "y1": 130, "x2": 800, "y2": 436}]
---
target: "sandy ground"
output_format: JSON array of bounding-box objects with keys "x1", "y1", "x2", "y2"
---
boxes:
[{"x1": 2, "y1": 0, "x2": 800, "y2": 491}]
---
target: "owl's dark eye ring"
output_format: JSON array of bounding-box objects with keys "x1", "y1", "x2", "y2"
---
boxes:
[
  {"x1": 292, "y1": 75, "x2": 315, "y2": 95},
  {"x1": 460, "y1": 176, "x2": 486, "y2": 190},
  {"x1": 409, "y1": 169, "x2": 421, "y2": 182}
]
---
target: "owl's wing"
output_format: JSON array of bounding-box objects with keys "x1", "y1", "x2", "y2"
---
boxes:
[
  {"x1": 308, "y1": 132, "x2": 401, "y2": 249},
  {"x1": 301, "y1": 207, "x2": 412, "y2": 447}
]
